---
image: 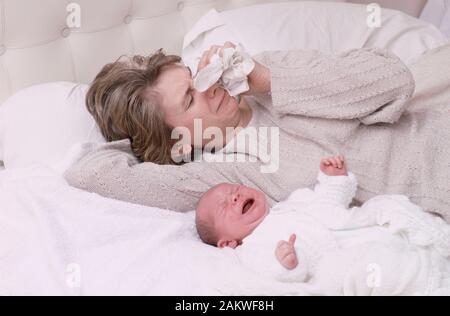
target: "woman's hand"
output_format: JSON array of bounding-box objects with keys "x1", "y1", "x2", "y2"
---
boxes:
[
  {"x1": 197, "y1": 41, "x2": 236, "y2": 73},
  {"x1": 196, "y1": 41, "x2": 271, "y2": 96},
  {"x1": 320, "y1": 155, "x2": 348, "y2": 176},
  {"x1": 243, "y1": 59, "x2": 271, "y2": 96}
]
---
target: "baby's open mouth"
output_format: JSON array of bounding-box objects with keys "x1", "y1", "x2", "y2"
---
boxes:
[{"x1": 242, "y1": 199, "x2": 255, "y2": 214}]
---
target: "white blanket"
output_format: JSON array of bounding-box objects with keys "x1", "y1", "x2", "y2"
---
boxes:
[
  {"x1": 0, "y1": 166, "x2": 308, "y2": 296},
  {"x1": 1, "y1": 166, "x2": 449, "y2": 296}
]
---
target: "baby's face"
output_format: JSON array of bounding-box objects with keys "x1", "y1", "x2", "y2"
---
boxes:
[{"x1": 197, "y1": 183, "x2": 269, "y2": 248}]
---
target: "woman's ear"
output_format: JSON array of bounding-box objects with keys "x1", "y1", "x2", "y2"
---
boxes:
[
  {"x1": 179, "y1": 144, "x2": 193, "y2": 156},
  {"x1": 170, "y1": 143, "x2": 193, "y2": 162}
]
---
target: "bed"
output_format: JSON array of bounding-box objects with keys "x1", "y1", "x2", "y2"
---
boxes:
[
  {"x1": 0, "y1": 0, "x2": 449, "y2": 296},
  {"x1": 0, "y1": 0, "x2": 439, "y2": 104}
]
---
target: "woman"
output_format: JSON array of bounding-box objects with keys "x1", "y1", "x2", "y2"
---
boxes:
[{"x1": 65, "y1": 42, "x2": 450, "y2": 221}]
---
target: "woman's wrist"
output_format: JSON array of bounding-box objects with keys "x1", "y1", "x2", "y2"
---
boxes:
[{"x1": 244, "y1": 61, "x2": 271, "y2": 96}]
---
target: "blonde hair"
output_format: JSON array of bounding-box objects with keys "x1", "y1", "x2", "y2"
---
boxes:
[{"x1": 86, "y1": 49, "x2": 182, "y2": 165}]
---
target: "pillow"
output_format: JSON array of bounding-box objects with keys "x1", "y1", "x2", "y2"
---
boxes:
[
  {"x1": 420, "y1": 0, "x2": 450, "y2": 38},
  {"x1": 182, "y1": 1, "x2": 448, "y2": 74},
  {"x1": 0, "y1": 82, "x2": 105, "y2": 169}
]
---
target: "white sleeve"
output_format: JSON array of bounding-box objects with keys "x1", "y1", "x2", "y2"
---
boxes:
[
  {"x1": 235, "y1": 243, "x2": 309, "y2": 283},
  {"x1": 273, "y1": 172, "x2": 358, "y2": 229},
  {"x1": 313, "y1": 171, "x2": 358, "y2": 208}
]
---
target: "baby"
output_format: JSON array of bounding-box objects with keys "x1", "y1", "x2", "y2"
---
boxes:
[{"x1": 196, "y1": 156, "x2": 450, "y2": 296}]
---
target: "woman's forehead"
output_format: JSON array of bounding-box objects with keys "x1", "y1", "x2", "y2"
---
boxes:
[
  {"x1": 161, "y1": 65, "x2": 191, "y2": 86},
  {"x1": 167, "y1": 63, "x2": 190, "y2": 74},
  {"x1": 156, "y1": 65, "x2": 192, "y2": 106}
]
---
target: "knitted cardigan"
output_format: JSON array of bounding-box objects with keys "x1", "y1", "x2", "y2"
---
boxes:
[{"x1": 64, "y1": 46, "x2": 450, "y2": 221}]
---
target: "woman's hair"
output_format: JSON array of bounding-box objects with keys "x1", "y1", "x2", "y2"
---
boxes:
[{"x1": 86, "y1": 49, "x2": 182, "y2": 165}]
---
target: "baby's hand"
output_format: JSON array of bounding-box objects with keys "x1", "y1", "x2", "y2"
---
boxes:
[
  {"x1": 275, "y1": 234, "x2": 298, "y2": 270},
  {"x1": 320, "y1": 155, "x2": 348, "y2": 176}
]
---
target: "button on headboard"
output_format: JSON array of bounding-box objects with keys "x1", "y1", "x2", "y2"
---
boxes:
[{"x1": 0, "y1": 0, "x2": 340, "y2": 104}]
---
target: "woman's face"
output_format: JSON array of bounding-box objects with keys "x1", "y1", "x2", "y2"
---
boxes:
[{"x1": 151, "y1": 64, "x2": 243, "y2": 147}]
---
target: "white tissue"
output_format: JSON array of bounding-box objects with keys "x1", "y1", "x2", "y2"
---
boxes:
[{"x1": 193, "y1": 43, "x2": 255, "y2": 97}]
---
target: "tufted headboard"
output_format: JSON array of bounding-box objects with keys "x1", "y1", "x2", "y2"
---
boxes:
[{"x1": 0, "y1": 0, "x2": 351, "y2": 104}]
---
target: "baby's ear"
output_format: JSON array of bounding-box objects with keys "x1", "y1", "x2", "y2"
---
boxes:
[{"x1": 217, "y1": 239, "x2": 239, "y2": 249}]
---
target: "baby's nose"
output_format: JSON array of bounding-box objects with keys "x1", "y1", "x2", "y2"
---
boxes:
[{"x1": 232, "y1": 193, "x2": 240, "y2": 203}]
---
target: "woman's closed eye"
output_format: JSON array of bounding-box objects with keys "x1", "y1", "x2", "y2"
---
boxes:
[
  {"x1": 185, "y1": 87, "x2": 194, "y2": 110},
  {"x1": 188, "y1": 95, "x2": 193, "y2": 109},
  {"x1": 185, "y1": 68, "x2": 194, "y2": 110}
]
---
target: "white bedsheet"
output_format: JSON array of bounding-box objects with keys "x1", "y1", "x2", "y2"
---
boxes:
[
  {"x1": 1, "y1": 165, "x2": 449, "y2": 296},
  {"x1": 0, "y1": 166, "x2": 307, "y2": 296}
]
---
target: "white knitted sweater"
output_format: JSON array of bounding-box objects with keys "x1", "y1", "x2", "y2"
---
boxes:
[
  {"x1": 64, "y1": 46, "x2": 450, "y2": 220},
  {"x1": 236, "y1": 172, "x2": 450, "y2": 296}
]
